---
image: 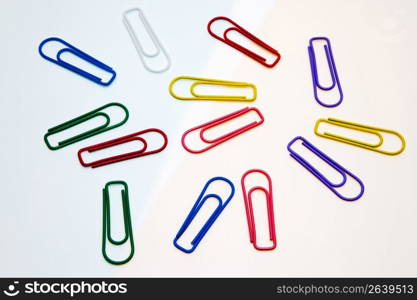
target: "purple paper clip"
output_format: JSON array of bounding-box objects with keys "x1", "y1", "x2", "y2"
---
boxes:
[
  {"x1": 287, "y1": 136, "x2": 364, "y2": 201},
  {"x1": 308, "y1": 37, "x2": 343, "y2": 107}
]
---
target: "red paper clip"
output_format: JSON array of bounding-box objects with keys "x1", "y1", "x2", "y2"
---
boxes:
[
  {"x1": 78, "y1": 128, "x2": 168, "y2": 168},
  {"x1": 207, "y1": 16, "x2": 281, "y2": 68},
  {"x1": 241, "y1": 169, "x2": 277, "y2": 251},
  {"x1": 181, "y1": 107, "x2": 264, "y2": 154}
]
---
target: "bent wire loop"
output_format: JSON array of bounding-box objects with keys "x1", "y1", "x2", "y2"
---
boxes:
[
  {"x1": 308, "y1": 37, "x2": 343, "y2": 107},
  {"x1": 287, "y1": 136, "x2": 364, "y2": 201},
  {"x1": 38, "y1": 37, "x2": 116, "y2": 86},
  {"x1": 102, "y1": 181, "x2": 134, "y2": 265},
  {"x1": 123, "y1": 8, "x2": 171, "y2": 73},
  {"x1": 44, "y1": 102, "x2": 129, "y2": 150},
  {"x1": 181, "y1": 107, "x2": 264, "y2": 154},
  {"x1": 173, "y1": 177, "x2": 235, "y2": 253},
  {"x1": 241, "y1": 169, "x2": 277, "y2": 251},
  {"x1": 168, "y1": 76, "x2": 257, "y2": 101},
  {"x1": 207, "y1": 16, "x2": 280, "y2": 68},
  {"x1": 78, "y1": 128, "x2": 168, "y2": 168},
  {"x1": 314, "y1": 118, "x2": 406, "y2": 155}
]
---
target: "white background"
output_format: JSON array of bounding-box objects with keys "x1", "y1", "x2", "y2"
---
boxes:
[{"x1": 0, "y1": 0, "x2": 416, "y2": 277}]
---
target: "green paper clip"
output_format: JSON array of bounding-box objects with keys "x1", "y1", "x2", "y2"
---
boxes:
[
  {"x1": 44, "y1": 102, "x2": 129, "y2": 150},
  {"x1": 102, "y1": 181, "x2": 135, "y2": 265}
]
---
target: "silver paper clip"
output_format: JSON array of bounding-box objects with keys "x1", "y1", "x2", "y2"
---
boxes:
[{"x1": 123, "y1": 8, "x2": 171, "y2": 73}]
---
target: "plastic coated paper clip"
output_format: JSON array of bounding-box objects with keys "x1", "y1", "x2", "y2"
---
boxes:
[
  {"x1": 241, "y1": 169, "x2": 277, "y2": 251},
  {"x1": 207, "y1": 16, "x2": 280, "y2": 67},
  {"x1": 314, "y1": 118, "x2": 406, "y2": 156},
  {"x1": 287, "y1": 136, "x2": 364, "y2": 201},
  {"x1": 168, "y1": 76, "x2": 257, "y2": 101},
  {"x1": 308, "y1": 37, "x2": 343, "y2": 107},
  {"x1": 78, "y1": 128, "x2": 168, "y2": 168},
  {"x1": 102, "y1": 181, "x2": 134, "y2": 265},
  {"x1": 173, "y1": 177, "x2": 235, "y2": 253},
  {"x1": 181, "y1": 107, "x2": 264, "y2": 154},
  {"x1": 44, "y1": 103, "x2": 129, "y2": 150},
  {"x1": 38, "y1": 37, "x2": 116, "y2": 86},
  {"x1": 123, "y1": 8, "x2": 171, "y2": 73}
]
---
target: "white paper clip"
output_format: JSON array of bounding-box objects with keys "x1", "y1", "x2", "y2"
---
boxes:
[{"x1": 123, "y1": 8, "x2": 171, "y2": 73}]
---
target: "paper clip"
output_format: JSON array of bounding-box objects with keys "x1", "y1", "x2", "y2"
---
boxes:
[
  {"x1": 207, "y1": 16, "x2": 280, "y2": 67},
  {"x1": 182, "y1": 107, "x2": 264, "y2": 154},
  {"x1": 287, "y1": 136, "x2": 364, "y2": 201},
  {"x1": 123, "y1": 8, "x2": 171, "y2": 73},
  {"x1": 102, "y1": 181, "x2": 134, "y2": 265},
  {"x1": 241, "y1": 169, "x2": 276, "y2": 251},
  {"x1": 168, "y1": 76, "x2": 257, "y2": 101},
  {"x1": 78, "y1": 128, "x2": 168, "y2": 168},
  {"x1": 314, "y1": 118, "x2": 406, "y2": 155},
  {"x1": 308, "y1": 37, "x2": 343, "y2": 107},
  {"x1": 38, "y1": 37, "x2": 116, "y2": 86},
  {"x1": 173, "y1": 177, "x2": 235, "y2": 253},
  {"x1": 44, "y1": 103, "x2": 129, "y2": 150}
]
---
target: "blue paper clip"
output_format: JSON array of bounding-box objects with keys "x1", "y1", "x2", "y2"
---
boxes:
[
  {"x1": 308, "y1": 37, "x2": 343, "y2": 107},
  {"x1": 173, "y1": 177, "x2": 235, "y2": 253},
  {"x1": 287, "y1": 136, "x2": 364, "y2": 201},
  {"x1": 38, "y1": 37, "x2": 116, "y2": 86}
]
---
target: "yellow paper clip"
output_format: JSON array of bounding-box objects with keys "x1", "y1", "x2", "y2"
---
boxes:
[
  {"x1": 314, "y1": 118, "x2": 406, "y2": 155},
  {"x1": 168, "y1": 76, "x2": 257, "y2": 101}
]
